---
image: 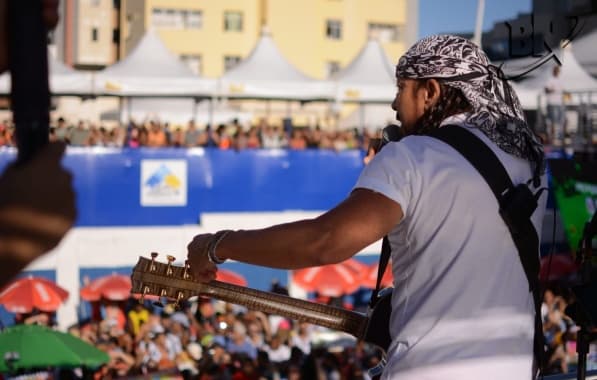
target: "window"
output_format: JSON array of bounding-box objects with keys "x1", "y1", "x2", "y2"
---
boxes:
[
  {"x1": 326, "y1": 20, "x2": 342, "y2": 40},
  {"x1": 91, "y1": 27, "x2": 99, "y2": 42},
  {"x1": 152, "y1": 8, "x2": 183, "y2": 29},
  {"x1": 224, "y1": 11, "x2": 243, "y2": 32},
  {"x1": 112, "y1": 28, "x2": 120, "y2": 43},
  {"x1": 181, "y1": 54, "x2": 202, "y2": 75},
  {"x1": 368, "y1": 23, "x2": 402, "y2": 42},
  {"x1": 185, "y1": 10, "x2": 203, "y2": 29},
  {"x1": 326, "y1": 61, "x2": 341, "y2": 78},
  {"x1": 224, "y1": 55, "x2": 241, "y2": 72}
]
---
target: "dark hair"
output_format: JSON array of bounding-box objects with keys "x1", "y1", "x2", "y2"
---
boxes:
[{"x1": 414, "y1": 80, "x2": 472, "y2": 135}]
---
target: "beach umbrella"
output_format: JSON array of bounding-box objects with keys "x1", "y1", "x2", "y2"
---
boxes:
[
  {"x1": 216, "y1": 269, "x2": 248, "y2": 287},
  {"x1": 0, "y1": 276, "x2": 68, "y2": 313},
  {"x1": 540, "y1": 253, "x2": 579, "y2": 283},
  {"x1": 342, "y1": 258, "x2": 369, "y2": 273},
  {"x1": 80, "y1": 273, "x2": 132, "y2": 301},
  {"x1": 0, "y1": 324, "x2": 109, "y2": 372},
  {"x1": 292, "y1": 260, "x2": 362, "y2": 297},
  {"x1": 361, "y1": 261, "x2": 394, "y2": 289}
]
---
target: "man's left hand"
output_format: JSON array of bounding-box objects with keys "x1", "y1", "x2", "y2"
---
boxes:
[{"x1": 186, "y1": 233, "x2": 218, "y2": 283}]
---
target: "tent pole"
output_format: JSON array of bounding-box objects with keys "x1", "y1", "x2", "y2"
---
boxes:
[
  {"x1": 193, "y1": 97, "x2": 199, "y2": 122},
  {"x1": 360, "y1": 103, "x2": 366, "y2": 130},
  {"x1": 118, "y1": 97, "x2": 123, "y2": 124},
  {"x1": 127, "y1": 96, "x2": 132, "y2": 122},
  {"x1": 209, "y1": 97, "x2": 214, "y2": 126}
]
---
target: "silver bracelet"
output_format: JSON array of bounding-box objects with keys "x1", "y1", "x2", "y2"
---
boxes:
[{"x1": 207, "y1": 230, "x2": 232, "y2": 265}]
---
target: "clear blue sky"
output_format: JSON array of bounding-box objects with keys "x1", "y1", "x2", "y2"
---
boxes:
[{"x1": 419, "y1": 0, "x2": 532, "y2": 38}]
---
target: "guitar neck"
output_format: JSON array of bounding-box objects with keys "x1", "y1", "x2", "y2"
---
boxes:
[{"x1": 132, "y1": 262, "x2": 367, "y2": 338}]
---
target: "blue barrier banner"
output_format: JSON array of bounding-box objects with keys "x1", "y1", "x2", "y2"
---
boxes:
[{"x1": 0, "y1": 147, "x2": 364, "y2": 226}]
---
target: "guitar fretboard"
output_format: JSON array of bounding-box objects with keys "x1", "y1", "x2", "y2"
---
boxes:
[{"x1": 131, "y1": 257, "x2": 367, "y2": 338}]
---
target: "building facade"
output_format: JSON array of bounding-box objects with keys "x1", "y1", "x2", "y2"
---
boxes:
[
  {"x1": 118, "y1": 0, "x2": 416, "y2": 79},
  {"x1": 53, "y1": 0, "x2": 120, "y2": 69}
]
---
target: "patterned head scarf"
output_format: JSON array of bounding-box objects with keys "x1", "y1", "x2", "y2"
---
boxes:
[{"x1": 396, "y1": 34, "x2": 545, "y2": 176}]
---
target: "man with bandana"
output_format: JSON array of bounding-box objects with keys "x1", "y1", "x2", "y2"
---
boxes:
[{"x1": 187, "y1": 35, "x2": 547, "y2": 379}]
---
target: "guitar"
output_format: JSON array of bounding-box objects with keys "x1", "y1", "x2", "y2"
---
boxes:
[{"x1": 130, "y1": 255, "x2": 393, "y2": 355}]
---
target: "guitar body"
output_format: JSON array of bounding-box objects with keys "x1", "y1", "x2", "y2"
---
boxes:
[{"x1": 363, "y1": 287, "x2": 393, "y2": 352}]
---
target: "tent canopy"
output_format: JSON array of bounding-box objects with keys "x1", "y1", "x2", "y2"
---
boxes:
[
  {"x1": 95, "y1": 30, "x2": 216, "y2": 97},
  {"x1": 0, "y1": 55, "x2": 94, "y2": 96},
  {"x1": 516, "y1": 46, "x2": 597, "y2": 93},
  {"x1": 219, "y1": 27, "x2": 333, "y2": 101},
  {"x1": 572, "y1": 27, "x2": 597, "y2": 78},
  {"x1": 101, "y1": 98, "x2": 252, "y2": 125},
  {"x1": 332, "y1": 38, "x2": 396, "y2": 103}
]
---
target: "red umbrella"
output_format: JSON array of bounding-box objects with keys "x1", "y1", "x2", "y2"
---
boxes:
[
  {"x1": 293, "y1": 260, "x2": 362, "y2": 297},
  {"x1": 342, "y1": 258, "x2": 369, "y2": 273},
  {"x1": 540, "y1": 253, "x2": 579, "y2": 283},
  {"x1": 216, "y1": 269, "x2": 248, "y2": 287},
  {"x1": 0, "y1": 276, "x2": 69, "y2": 313},
  {"x1": 80, "y1": 273, "x2": 132, "y2": 302},
  {"x1": 361, "y1": 261, "x2": 394, "y2": 289}
]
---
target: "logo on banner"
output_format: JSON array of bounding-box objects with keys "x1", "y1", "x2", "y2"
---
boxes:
[{"x1": 140, "y1": 160, "x2": 187, "y2": 206}]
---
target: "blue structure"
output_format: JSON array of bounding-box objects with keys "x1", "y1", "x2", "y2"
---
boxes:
[{"x1": 0, "y1": 147, "x2": 364, "y2": 227}]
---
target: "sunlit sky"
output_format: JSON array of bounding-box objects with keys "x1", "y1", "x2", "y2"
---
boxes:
[{"x1": 419, "y1": 0, "x2": 532, "y2": 38}]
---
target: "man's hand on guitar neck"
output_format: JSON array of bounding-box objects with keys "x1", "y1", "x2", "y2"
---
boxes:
[{"x1": 186, "y1": 233, "x2": 219, "y2": 282}]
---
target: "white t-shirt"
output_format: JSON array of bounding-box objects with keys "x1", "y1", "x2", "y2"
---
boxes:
[
  {"x1": 354, "y1": 114, "x2": 547, "y2": 380},
  {"x1": 545, "y1": 75, "x2": 563, "y2": 106}
]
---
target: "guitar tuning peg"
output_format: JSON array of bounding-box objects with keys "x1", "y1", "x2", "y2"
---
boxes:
[
  {"x1": 173, "y1": 291, "x2": 185, "y2": 311},
  {"x1": 166, "y1": 255, "x2": 176, "y2": 276},
  {"x1": 183, "y1": 260, "x2": 191, "y2": 279},
  {"x1": 150, "y1": 252, "x2": 158, "y2": 272},
  {"x1": 152, "y1": 288, "x2": 168, "y2": 308},
  {"x1": 139, "y1": 286, "x2": 150, "y2": 304}
]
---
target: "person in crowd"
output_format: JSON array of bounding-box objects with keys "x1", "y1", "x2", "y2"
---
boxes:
[
  {"x1": 225, "y1": 320, "x2": 258, "y2": 360},
  {"x1": 186, "y1": 34, "x2": 547, "y2": 379},
  {"x1": 544, "y1": 66, "x2": 566, "y2": 145},
  {"x1": 245, "y1": 126, "x2": 261, "y2": 149},
  {"x1": 53, "y1": 117, "x2": 70, "y2": 143},
  {"x1": 147, "y1": 121, "x2": 168, "y2": 147}
]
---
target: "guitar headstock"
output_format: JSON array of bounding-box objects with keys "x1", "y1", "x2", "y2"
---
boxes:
[{"x1": 131, "y1": 253, "x2": 197, "y2": 309}]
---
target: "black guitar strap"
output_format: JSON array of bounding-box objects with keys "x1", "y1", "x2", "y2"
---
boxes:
[
  {"x1": 426, "y1": 125, "x2": 545, "y2": 369},
  {"x1": 369, "y1": 236, "x2": 391, "y2": 307}
]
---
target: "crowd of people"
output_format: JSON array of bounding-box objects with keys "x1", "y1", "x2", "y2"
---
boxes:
[
  {"x1": 7, "y1": 282, "x2": 384, "y2": 380},
  {"x1": 0, "y1": 118, "x2": 381, "y2": 153},
  {"x1": 2, "y1": 283, "x2": 592, "y2": 380}
]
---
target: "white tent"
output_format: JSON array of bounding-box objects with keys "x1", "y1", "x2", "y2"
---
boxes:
[
  {"x1": 572, "y1": 28, "x2": 597, "y2": 78},
  {"x1": 100, "y1": 98, "x2": 252, "y2": 126},
  {"x1": 219, "y1": 27, "x2": 333, "y2": 101},
  {"x1": 516, "y1": 46, "x2": 597, "y2": 93},
  {"x1": 509, "y1": 82, "x2": 541, "y2": 110},
  {"x1": 332, "y1": 38, "x2": 396, "y2": 104},
  {"x1": 338, "y1": 104, "x2": 396, "y2": 130},
  {"x1": 0, "y1": 55, "x2": 94, "y2": 96},
  {"x1": 94, "y1": 30, "x2": 216, "y2": 97}
]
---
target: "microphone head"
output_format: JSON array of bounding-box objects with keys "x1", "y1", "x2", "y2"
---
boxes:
[{"x1": 381, "y1": 124, "x2": 404, "y2": 146}]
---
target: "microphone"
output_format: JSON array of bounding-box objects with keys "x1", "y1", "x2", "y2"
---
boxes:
[{"x1": 381, "y1": 124, "x2": 404, "y2": 147}]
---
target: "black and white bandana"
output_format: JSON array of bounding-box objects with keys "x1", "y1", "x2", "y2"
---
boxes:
[{"x1": 396, "y1": 34, "x2": 545, "y2": 176}]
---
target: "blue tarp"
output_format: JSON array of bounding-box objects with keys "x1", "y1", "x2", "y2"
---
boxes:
[{"x1": 0, "y1": 148, "x2": 364, "y2": 226}]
